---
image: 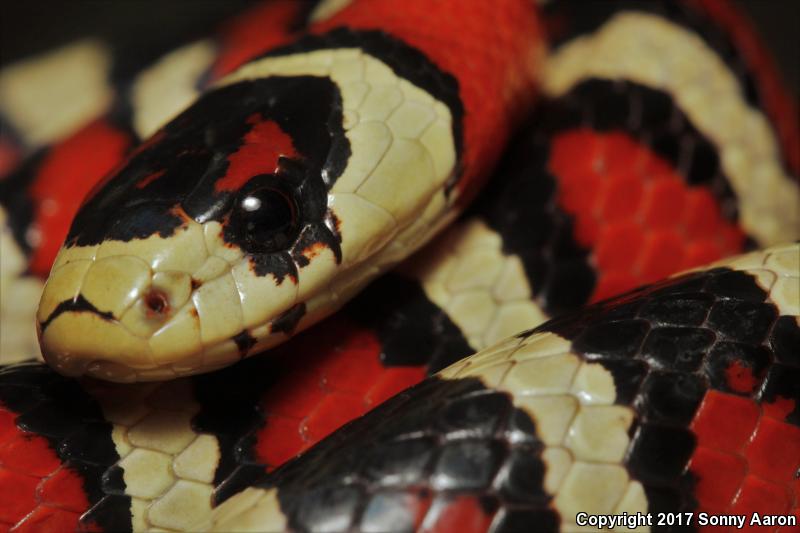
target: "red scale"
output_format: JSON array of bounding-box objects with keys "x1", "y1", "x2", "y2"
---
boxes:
[
  {"x1": 0, "y1": 407, "x2": 87, "y2": 533},
  {"x1": 420, "y1": 495, "x2": 492, "y2": 533},
  {"x1": 254, "y1": 316, "x2": 425, "y2": 470},
  {"x1": 214, "y1": 118, "x2": 297, "y2": 193},
  {"x1": 549, "y1": 129, "x2": 745, "y2": 301},
  {"x1": 689, "y1": 391, "x2": 800, "y2": 532}
]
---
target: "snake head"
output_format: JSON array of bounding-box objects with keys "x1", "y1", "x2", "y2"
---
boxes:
[{"x1": 37, "y1": 46, "x2": 459, "y2": 381}]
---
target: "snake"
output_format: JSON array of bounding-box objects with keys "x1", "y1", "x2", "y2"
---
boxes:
[{"x1": 0, "y1": 0, "x2": 798, "y2": 531}]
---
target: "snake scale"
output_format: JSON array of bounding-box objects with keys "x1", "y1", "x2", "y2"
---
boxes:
[{"x1": 0, "y1": 1, "x2": 798, "y2": 532}]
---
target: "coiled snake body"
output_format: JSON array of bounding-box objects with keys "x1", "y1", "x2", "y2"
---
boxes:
[{"x1": 0, "y1": 1, "x2": 798, "y2": 531}]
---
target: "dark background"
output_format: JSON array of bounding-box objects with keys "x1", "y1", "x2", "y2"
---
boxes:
[
  {"x1": 0, "y1": 1, "x2": 255, "y2": 82},
  {"x1": 1, "y1": 1, "x2": 798, "y2": 96},
  {"x1": 739, "y1": 0, "x2": 799, "y2": 96}
]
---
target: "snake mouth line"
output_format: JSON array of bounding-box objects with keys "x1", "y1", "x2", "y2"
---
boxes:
[{"x1": 39, "y1": 294, "x2": 115, "y2": 331}]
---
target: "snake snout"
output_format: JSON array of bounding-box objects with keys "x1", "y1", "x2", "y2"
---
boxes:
[{"x1": 37, "y1": 251, "x2": 201, "y2": 380}]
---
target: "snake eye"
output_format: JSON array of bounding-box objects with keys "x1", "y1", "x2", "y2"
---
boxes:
[{"x1": 234, "y1": 185, "x2": 299, "y2": 253}]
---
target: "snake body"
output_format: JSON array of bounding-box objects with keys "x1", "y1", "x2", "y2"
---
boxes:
[{"x1": 0, "y1": 1, "x2": 798, "y2": 531}]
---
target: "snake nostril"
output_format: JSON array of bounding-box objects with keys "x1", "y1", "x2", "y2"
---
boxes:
[{"x1": 144, "y1": 289, "x2": 170, "y2": 317}]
